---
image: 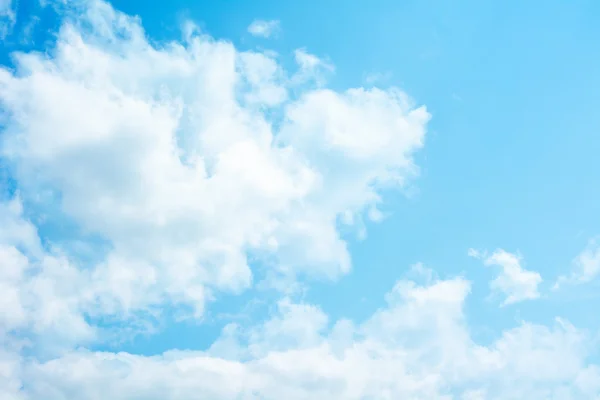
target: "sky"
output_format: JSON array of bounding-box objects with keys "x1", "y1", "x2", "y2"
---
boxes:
[{"x1": 1, "y1": 0, "x2": 600, "y2": 398}]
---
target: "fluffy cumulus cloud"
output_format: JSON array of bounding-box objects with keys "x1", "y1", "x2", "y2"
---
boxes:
[
  {"x1": 0, "y1": 0, "x2": 599, "y2": 398},
  {"x1": 469, "y1": 249, "x2": 542, "y2": 305},
  {"x1": 247, "y1": 19, "x2": 280, "y2": 38},
  {"x1": 6, "y1": 266, "x2": 600, "y2": 399},
  {"x1": 0, "y1": 0, "x2": 428, "y2": 315}
]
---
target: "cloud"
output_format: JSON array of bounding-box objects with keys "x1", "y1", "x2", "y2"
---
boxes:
[
  {"x1": 0, "y1": 0, "x2": 428, "y2": 323},
  {"x1": 8, "y1": 271, "x2": 600, "y2": 399},
  {"x1": 289, "y1": 48, "x2": 335, "y2": 87},
  {"x1": 0, "y1": 1, "x2": 598, "y2": 398},
  {"x1": 293, "y1": 48, "x2": 335, "y2": 73},
  {"x1": 1, "y1": 203, "x2": 597, "y2": 399},
  {"x1": 554, "y1": 238, "x2": 600, "y2": 289},
  {"x1": 364, "y1": 71, "x2": 392, "y2": 85},
  {"x1": 247, "y1": 19, "x2": 280, "y2": 38},
  {"x1": 0, "y1": 0, "x2": 15, "y2": 38},
  {"x1": 469, "y1": 249, "x2": 542, "y2": 305},
  {"x1": 0, "y1": 199, "x2": 99, "y2": 357}
]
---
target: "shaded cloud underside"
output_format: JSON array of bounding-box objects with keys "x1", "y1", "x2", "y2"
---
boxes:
[{"x1": 0, "y1": 0, "x2": 598, "y2": 398}]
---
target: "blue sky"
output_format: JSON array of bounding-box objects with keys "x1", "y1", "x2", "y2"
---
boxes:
[{"x1": 1, "y1": 0, "x2": 600, "y2": 398}]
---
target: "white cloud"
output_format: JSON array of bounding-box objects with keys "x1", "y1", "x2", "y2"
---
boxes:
[
  {"x1": 0, "y1": 202, "x2": 595, "y2": 399},
  {"x1": 291, "y1": 48, "x2": 335, "y2": 86},
  {"x1": 0, "y1": 201, "x2": 98, "y2": 355},
  {"x1": 0, "y1": 1, "x2": 598, "y2": 398},
  {"x1": 6, "y1": 272, "x2": 600, "y2": 399},
  {"x1": 294, "y1": 48, "x2": 324, "y2": 70},
  {"x1": 247, "y1": 19, "x2": 280, "y2": 38},
  {"x1": 469, "y1": 249, "x2": 542, "y2": 305},
  {"x1": 554, "y1": 238, "x2": 600, "y2": 289},
  {"x1": 0, "y1": 0, "x2": 428, "y2": 322}
]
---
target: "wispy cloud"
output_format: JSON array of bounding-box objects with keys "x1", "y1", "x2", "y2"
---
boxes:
[
  {"x1": 469, "y1": 248, "x2": 542, "y2": 305},
  {"x1": 0, "y1": 0, "x2": 16, "y2": 39},
  {"x1": 247, "y1": 19, "x2": 280, "y2": 38},
  {"x1": 554, "y1": 238, "x2": 600, "y2": 289},
  {"x1": 364, "y1": 71, "x2": 392, "y2": 85}
]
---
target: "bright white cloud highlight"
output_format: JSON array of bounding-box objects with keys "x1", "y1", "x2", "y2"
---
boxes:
[
  {"x1": 469, "y1": 249, "x2": 542, "y2": 305},
  {"x1": 247, "y1": 19, "x2": 280, "y2": 38}
]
